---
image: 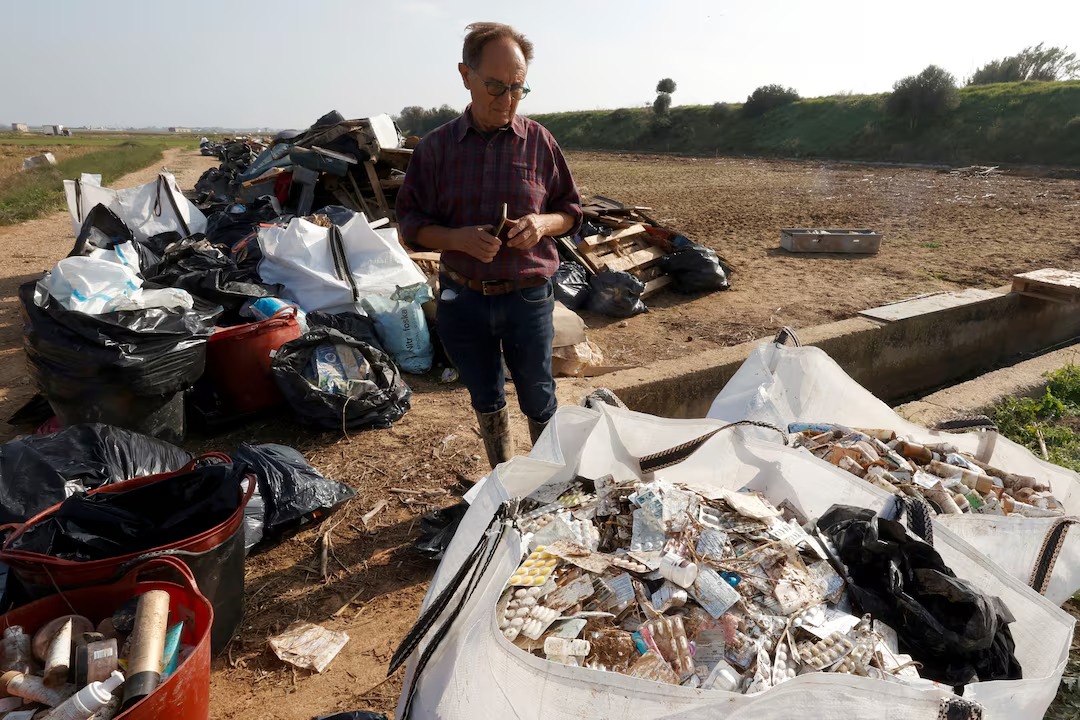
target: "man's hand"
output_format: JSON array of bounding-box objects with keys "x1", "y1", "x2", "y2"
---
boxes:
[
  {"x1": 505, "y1": 214, "x2": 551, "y2": 250},
  {"x1": 454, "y1": 226, "x2": 502, "y2": 263}
]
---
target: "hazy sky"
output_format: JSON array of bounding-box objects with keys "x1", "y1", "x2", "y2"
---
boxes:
[{"x1": 3, "y1": 0, "x2": 1078, "y2": 129}]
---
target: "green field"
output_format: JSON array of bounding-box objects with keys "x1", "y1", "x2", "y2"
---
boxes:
[
  {"x1": 0, "y1": 135, "x2": 196, "y2": 225},
  {"x1": 530, "y1": 80, "x2": 1080, "y2": 166}
]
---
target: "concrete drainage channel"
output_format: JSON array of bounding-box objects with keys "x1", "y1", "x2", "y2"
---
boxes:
[{"x1": 596, "y1": 285, "x2": 1080, "y2": 419}]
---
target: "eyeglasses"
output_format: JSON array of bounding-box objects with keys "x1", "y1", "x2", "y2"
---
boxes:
[{"x1": 469, "y1": 68, "x2": 531, "y2": 100}]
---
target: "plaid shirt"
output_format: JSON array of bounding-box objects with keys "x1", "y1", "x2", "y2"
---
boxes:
[{"x1": 397, "y1": 108, "x2": 582, "y2": 281}]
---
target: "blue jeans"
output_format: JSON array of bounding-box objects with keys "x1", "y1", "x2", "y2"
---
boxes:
[{"x1": 436, "y1": 274, "x2": 557, "y2": 423}]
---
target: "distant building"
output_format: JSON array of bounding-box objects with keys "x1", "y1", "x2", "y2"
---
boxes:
[
  {"x1": 11, "y1": 123, "x2": 28, "y2": 133},
  {"x1": 168, "y1": 127, "x2": 192, "y2": 133},
  {"x1": 49, "y1": 124, "x2": 67, "y2": 136}
]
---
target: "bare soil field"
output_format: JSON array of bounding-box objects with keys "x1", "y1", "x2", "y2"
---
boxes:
[
  {"x1": 568, "y1": 152, "x2": 1080, "y2": 366},
  {"x1": 0, "y1": 149, "x2": 1077, "y2": 717}
]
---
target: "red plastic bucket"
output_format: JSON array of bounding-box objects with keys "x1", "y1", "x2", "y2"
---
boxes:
[
  {"x1": 206, "y1": 309, "x2": 301, "y2": 413},
  {"x1": 0, "y1": 453, "x2": 253, "y2": 653},
  {"x1": 0, "y1": 556, "x2": 213, "y2": 720}
]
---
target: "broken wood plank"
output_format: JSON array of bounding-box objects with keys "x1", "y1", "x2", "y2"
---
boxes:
[
  {"x1": 581, "y1": 234, "x2": 611, "y2": 247},
  {"x1": 598, "y1": 246, "x2": 666, "y2": 273},
  {"x1": 363, "y1": 160, "x2": 392, "y2": 218},
  {"x1": 606, "y1": 224, "x2": 646, "y2": 242},
  {"x1": 380, "y1": 147, "x2": 413, "y2": 172},
  {"x1": 1012, "y1": 269, "x2": 1080, "y2": 303},
  {"x1": 408, "y1": 252, "x2": 442, "y2": 263},
  {"x1": 641, "y1": 275, "x2": 673, "y2": 298},
  {"x1": 361, "y1": 500, "x2": 388, "y2": 527},
  {"x1": 558, "y1": 237, "x2": 595, "y2": 274}
]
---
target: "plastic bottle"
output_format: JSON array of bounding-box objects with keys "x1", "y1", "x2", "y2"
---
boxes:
[
  {"x1": 1, "y1": 670, "x2": 75, "y2": 707},
  {"x1": 1, "y1": 626, "x2": 32, "y2": 674},
  {"x1": 659, "y1": 552, "x2": 699, "y2": 588},
  {"x1": 46, "y1": 670, "x2": 124, "y2": 720},
  {"x1": 243, "y1": 297, "x2": 309, "y2": 333}
]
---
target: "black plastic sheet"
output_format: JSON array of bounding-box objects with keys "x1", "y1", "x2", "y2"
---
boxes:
[
  {"x1": 0, "y1": 424, "x2": 191, "y2": 526},
  {"x1": 585, "y1": 270, "x2": 647, "y2": 318},
  {"x1": 142, "y1": 236, "x2": 282, "y2": 316},
  {"x1": 8, "y1": 461, "x2": 243, "y2": 561},
  {"x1": 314, "y1": 712, "x2": 387, "y2": 720},
  {"x1": 818, "y1": 505, "x2": 1022, "y2": 685},
  {"x1": 414, "y1": 502, "x2": 468, "y2": 560},
  {"x1": 234, "y1": 443, "x2": 355, "y2": 547},
  {"x1": 271, "y1": 327, "x2": 411, "y2": 431},
  {"x1": 552, "y1": 261, "x2": 591, "y2": 310},
  {"x1": 307, "y1": 311, "x2": 384, "y2": 352},
  {"x1": 20, "y1": 281, "x2": 220, "y2": 397},
  {"x1": 660, "y1": 241, "x2": 733, "y2": 294}
]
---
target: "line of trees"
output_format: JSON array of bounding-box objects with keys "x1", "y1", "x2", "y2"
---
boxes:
[{"x1": 393, "y1": 105, "x2": 460, "y2": 137}]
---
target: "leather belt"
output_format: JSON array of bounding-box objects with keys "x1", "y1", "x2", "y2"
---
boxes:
[{"x1": 440, "y1": 264, "x2": 547, "y2": 296}]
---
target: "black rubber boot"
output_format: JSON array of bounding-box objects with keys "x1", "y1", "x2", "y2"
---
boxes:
[
  {"x1": 476, "y1": 406, "x2": 514, "y2": 468},
  {"x1": 528, "y1": 417, "x2": 549, "y2": 445}
]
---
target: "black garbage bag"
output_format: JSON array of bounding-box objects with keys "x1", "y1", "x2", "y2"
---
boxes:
[
  {"x1": 203, "y1": 199, "x2": 281, "y2": 250},
  {"x1": 308, "y1": 311, "x2": 384, "y2": 352},
  {"x1": 8, "y1": 460, "x2": 243, "y2": 561},
  {"x1": 314, "y1": 713, "x2": 387, "y2": 720},
  {"x1": 415, "y1": 502, "x2": 468, "y2": 560},
  {"x1": 660, "y1": 241, "x2": 733, "y2": 294},
  {"x1": 0, "y1": 424, "x2": 191, "y2": 526},
  {"x1": 68, "y1": 204, "x2": 162, "y2": 275},
  {"x1": 234, "y1": 443, "x2": 355, "y2": 549},
  {"x1": 585, "y1": 270, "x2": 647, "y2": 318},
  {"x1": 817, "y1": 505, "x2": 1022, "y2": 685},
  {"x1": 552, "y1": 261, "x2": 591, "y2": 310},
  {"x1": 271, "y1": 327, "x2": 411, "y2": 431},
  {"x1": 143, "y1": 236, "x2": 283, "y2": 315},
  {"x1": 20, "y1": 281, "x2": 220, "y2": 397}
]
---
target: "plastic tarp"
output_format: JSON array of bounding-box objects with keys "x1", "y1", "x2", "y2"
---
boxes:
[
  {"x1": 706, "y1": 342, "x2": 1080, "y2": 605},
  {"x1": 64, "y1": 171, "x2": 207, "y2": 242},
  {"x1": 399, "y1": 404, "x2": 1073, "y2": 719},
  {"x1": 0, "y1": 424, "x2": 192, "y2": 526},
  {"x1": 257, "y1": 209, "x2": 425, "y2": 314}
]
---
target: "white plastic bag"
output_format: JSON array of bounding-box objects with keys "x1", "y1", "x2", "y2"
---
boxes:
[
  {"x1": 707, "y1": 341, "x2": 1080, "y2": 604},
  {"x1": 63, "y1": 171, "x2": 206, "y2": 241},
  {"x1": 398, "y1": 404, "x2": 1073, "y2": 719},
  {"x1": 38, "y1": 243, "x2": 193, "y2": 315},
  {"x1": 361, "y1": 283, "x2": 433, "y2": 374},
  {"x1": 257, "y1": 211, "x2": 425, "y2": 314}
]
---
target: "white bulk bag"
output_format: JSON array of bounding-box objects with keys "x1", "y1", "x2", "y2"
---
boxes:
[
  {"x1": 397, "y1": 404, "x2": 1073, "y2": 720},
  {"x1": 707, "y1": 341, "x2": 1080, "y2": 604},
  {"x1": 257, "y1": 211, "x2": 425, "y2": 314},
  {"x1": 63, "y1": 171, "x2": 207, "y2": 241}
]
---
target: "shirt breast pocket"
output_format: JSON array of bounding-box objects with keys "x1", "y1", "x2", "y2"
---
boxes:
[{"x1": 510, "y1": 163, "x2": 547, "y2": 214}]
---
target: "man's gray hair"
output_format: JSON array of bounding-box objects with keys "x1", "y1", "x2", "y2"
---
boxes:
[{"x1": 463, "y1": 22, "x2": 534, "y2": 68}]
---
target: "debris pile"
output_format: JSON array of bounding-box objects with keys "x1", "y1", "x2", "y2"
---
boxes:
[
  {"x1": 553, "y1": 195, "x2": 733, "y2": 317},
  {"x1": 194, "y1": 112, "x2": 409, "y2": 223},
  {"x1": 496, "y1": 475, "x2": 1021, "y2": 692},
  {"x1": 790, "y1": 423, "x2": 1064, "y2": 517}
]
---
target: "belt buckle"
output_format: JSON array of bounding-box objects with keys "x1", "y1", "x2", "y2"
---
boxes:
[{"x1": 480, "y1": 279, "x2": 506, "y2": 296}]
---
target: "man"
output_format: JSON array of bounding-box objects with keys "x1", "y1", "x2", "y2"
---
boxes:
[{"x1": 397, "y1": 22, "x2": 582, "y2": 468}]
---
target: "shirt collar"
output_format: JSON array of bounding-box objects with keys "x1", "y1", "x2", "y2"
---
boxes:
[{"x1": 455, "y1": 105, "x2": 527, "y2": 142}]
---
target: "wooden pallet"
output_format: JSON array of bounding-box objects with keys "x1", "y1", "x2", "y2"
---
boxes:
[
  {"x1": 578, "y1": 226, "x2": 672, "y2": 297},
  {"x1": 1012, "y1": 269, "x2": 1080, "y2": 303}
]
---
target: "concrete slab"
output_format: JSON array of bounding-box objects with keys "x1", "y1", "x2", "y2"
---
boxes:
[
  {"x1": 859, "y1": 288, "x2": 1001, "y2": 322},
  {"x1": 582, "y1": 287, "x2": 1080, "y2": 420}
]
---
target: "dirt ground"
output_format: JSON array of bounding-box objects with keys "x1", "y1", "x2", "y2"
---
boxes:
[
  {"x1": 569, "y1": 153, "x2": 1080, "y2": 366},
  {"x1": 0, "y1": 149, "x2": 1078, "y2": 718}
]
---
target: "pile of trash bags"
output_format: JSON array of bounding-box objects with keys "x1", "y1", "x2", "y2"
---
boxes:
[{"x1": 20, "y1": 118, "x2": 437, "y2": 440}]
